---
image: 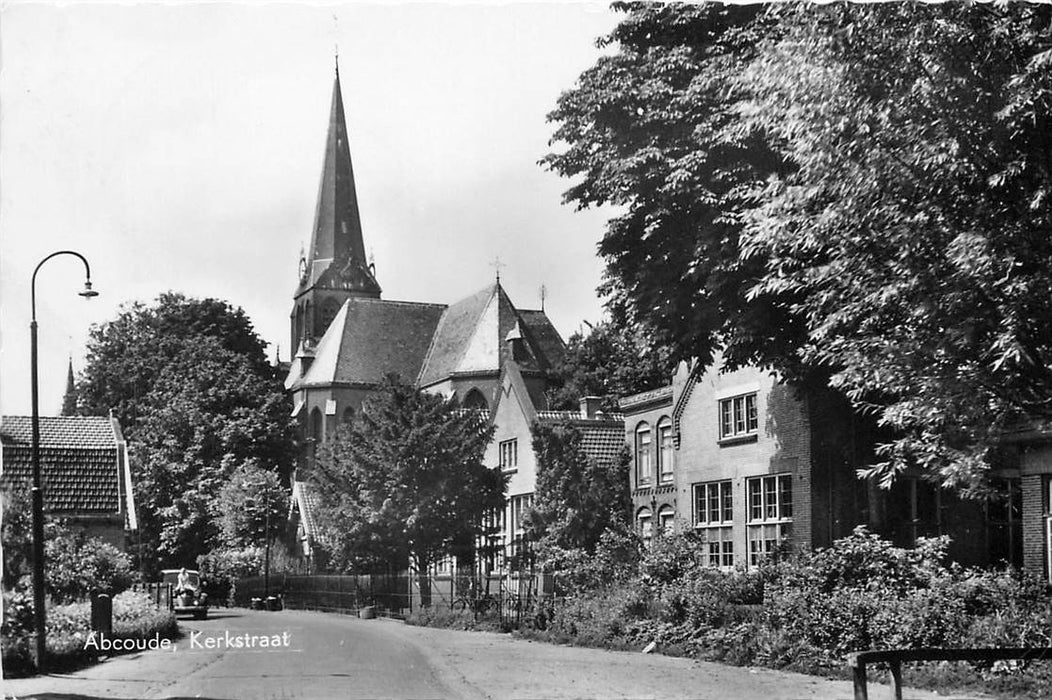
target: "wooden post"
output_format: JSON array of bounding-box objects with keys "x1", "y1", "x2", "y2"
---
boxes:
[
  {"x1": 889, "y1": 661, "x2": 903, "y2": 700},
  {"x1": 852, "y1": 662, "x2": 868, "y2": 700}
]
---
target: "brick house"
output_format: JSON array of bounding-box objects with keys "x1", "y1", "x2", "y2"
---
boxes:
[
  {"x1": 622, "y1": 359, "x2": 1024, "y2": 571},
  {"x1": 1, "y1": 414, "x2": 137, "y2": 549}
]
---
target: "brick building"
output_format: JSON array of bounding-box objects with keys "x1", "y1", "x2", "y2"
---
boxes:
[{"x1": 622, "y1": 359, "x2": 1025, "y2": 571}]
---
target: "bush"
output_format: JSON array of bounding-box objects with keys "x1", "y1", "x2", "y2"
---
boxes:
[
  {"x1": 1, "y1": 589, "x2": 177, "y2": 676},
  {"x1": 198, "y1": 547, "x2": 264, "y2": 605},
  {"x1": 46, "y1": 531, "x2": 136, "y2": 603}
]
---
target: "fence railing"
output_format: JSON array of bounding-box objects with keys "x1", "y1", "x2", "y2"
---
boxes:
[
  {"x1": 228, "y1": 571, "x2": 553, "y2": 623},
  {"x1": 131, "y1": 582, "x2": 172, "y2": 610}
]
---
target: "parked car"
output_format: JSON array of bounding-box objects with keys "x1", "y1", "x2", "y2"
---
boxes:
[{"x1": 161, "y1": 568, "x2": 209, "y2": 619}]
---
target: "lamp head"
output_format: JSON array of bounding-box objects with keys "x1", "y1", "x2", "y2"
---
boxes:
[{"x1": 79, "y1": 280, "x2": 99, "y2": 299}]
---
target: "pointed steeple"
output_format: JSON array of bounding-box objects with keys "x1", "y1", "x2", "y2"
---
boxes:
[
  {"x1": 299, "y1": 64, "x2": 381, "y2": 299},
  {"x1": 61, "y1": 356, "x2": 78, "y2": 416}
]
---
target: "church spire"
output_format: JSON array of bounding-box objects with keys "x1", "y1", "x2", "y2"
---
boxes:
[
  {"x1": 299, "y1": 64, "x2": 381, "y2": 298},
  {"x1": 61, "y1": 356, "x2": 78, "y2": 416}
]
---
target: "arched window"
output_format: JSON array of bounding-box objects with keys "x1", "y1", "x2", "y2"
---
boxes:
[
  {"x1": 309, "y1": 408, "x2": 323, "y2": 463},
  {"x1": 319, "y1": 298, "x2": 341, "y2": 334},
  {"x1": 658, "y1": 505, "x2": 675, "y2": 536},
  {"x1": 294, "y1": 306, "x2": 304, "y2": 347},
  {"x1": 636, "y1": 507, "x2": 653, "y2": 548},
  {"x1": 657, "y1": 417, "x2": 674, "y2": 483},
  {"x1": 635, "y1": 422, "x2": 652, "y2": 486},
  {"x1": 342, "y1": 407, "x2": 355, "y2": 425},
  {"x1": 463, "y1": 388, "x2": 488, "y2": 410},
  {"x1": 304, "y1": 300, "x2": 313, "y2": 339}
]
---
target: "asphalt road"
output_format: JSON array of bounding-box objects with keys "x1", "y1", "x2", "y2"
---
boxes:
[{"x1": 3, "y1": 608, "x2": 986, "y2": 700}]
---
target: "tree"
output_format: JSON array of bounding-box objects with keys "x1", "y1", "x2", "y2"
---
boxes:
[
  {"x1": 545, "y1": 2, "x2": 1052, "y2": 489},
  {"x1": 77, "y1": 293, "x2": 296, "y2": 572},
  {"x1": 547, "y1": 320, "x2": 674, "y2": 413},
  {"x1": 525, "y1": 421, "x2": 632, "y2": 558},
  {"x1": 311, "y1": 377, "x2": 504, "y2": 606},
  {"x1": 214, "y1": 464, "x2": 286, "y2": 550}
]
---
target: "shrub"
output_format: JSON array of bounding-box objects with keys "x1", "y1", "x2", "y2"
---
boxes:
[
  {"x1": 2, "y1": 589, "x2": 177, "y2": 676},
  {"x1": 46, "y1": 531, "x2": 136, "y2": 603}
]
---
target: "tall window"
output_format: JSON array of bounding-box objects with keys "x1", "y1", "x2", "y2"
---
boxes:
[
  {"x1": 657, "y1": 417, "x2": 674, "y2": 483},
  {"x1": 635, "y1": 422, "x2": 652, "y2": 486},
  {"x1": 309, "y1": 407, "x2": 323, "y2": 464},
  {"x1": 746, "y1": 474, "x2": 792, "y2": 566},
  {"x1": 637, "y1": 508, "x2": 653, "y2": 548},
  {"x1": 719, "y1": 392, "x2": 758, "y2": 440},
  {"x1": 509, "y1": 493, "x2": 534, "y2": 568},
  {"x1": 694, "y1": 480, "x2": 734, "y2": 568},
  {"x1": 499, "y1": 439, "x2": 518, "y2": 471},
  {"x1": 987, "y1": 477, "x2": 1022, "y2": 568}
]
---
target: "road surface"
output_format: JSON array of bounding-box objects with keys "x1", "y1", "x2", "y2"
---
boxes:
[{"x1": 3, "y1": 608, "x2": 985, "y2": 699}]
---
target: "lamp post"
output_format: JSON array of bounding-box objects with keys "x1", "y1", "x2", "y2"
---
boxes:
[{"x1": 30, "y1": 250, "x2": 98, "y2": 672}]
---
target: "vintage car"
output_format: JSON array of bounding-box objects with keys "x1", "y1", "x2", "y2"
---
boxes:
[{"x1": 161, "y1": 568, "x2": 209, "y2": 619}]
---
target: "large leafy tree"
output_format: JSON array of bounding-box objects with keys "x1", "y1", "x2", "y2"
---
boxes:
[
  {"x1": 547, "y1": 320, "x2": 674, "y2": 413},
  {"x1": 525, "y1": 421, "x2": 632, "y2": 557},
  {"x1": 545, "y1": 2, "x2": 1052, "y2": 489},
  {"x1": 312, "y1": 377, "x2": 503, "y2": 606},
  {"x1": 78, "y1": 293, "x2": 296, "y2": 572}
]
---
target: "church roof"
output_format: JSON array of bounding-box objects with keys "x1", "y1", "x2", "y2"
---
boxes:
[
  {"x1": 296, "y1": 297, "x2": 446, "y2": 387},
  {"x1": 298, "y1": 67, "x2": 381, "y2": 299},
  {"x1": 0, "y1": 415, "x2": 134, "y2": 519},
  {"x1": 416, "y1": 283, "x2": 563, "y2": 388}
]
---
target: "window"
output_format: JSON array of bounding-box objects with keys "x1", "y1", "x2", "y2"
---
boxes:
[
  {"x1": 746, "y1": 474, "x2": 792, "y2": 567},
  {"x1": 635, "y1": 422, "x2": 652, "y2": 486},
  {"x1": 499, "y1": 439, "x2": 518, "y2": 471},
  {"x1": 987, "y1": 478, "x2": 1022, "y2": 568},
  {"x1": 657, "y1": 418, "x2": 674, "y2": 483},
  {"x1": 509, "y1": 493, "x2": 534, "y2": 567},
  {"x1": 719, "y1": 392, "x2": 758, "y2": 441},
  {"x1": 464, "y1": 388, "x2": 489, "y2": 410},
  {"x1": 638, "y1": 509, "x2": 653, "y2": 548},
  {"x1": 658, "y1": 505, "x2": 675, "y2": 535},
  {"x1": 694, "y1": 481, "x2": 734, "y2": 567},
  {"x1": 888, "y1": 477, "x2": 941, "y2": 548}
]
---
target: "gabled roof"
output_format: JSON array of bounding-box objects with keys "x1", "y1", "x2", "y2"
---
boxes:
[
  {"x1": 298, "y1": 66, "x2": 381, "y2": 299},
  {"x1": 0, "y1": 415, "x2": 133, "y2": 518},
  {"x1": 535, "y1": 410, "x2": 626, "y2": 469},
  {"x1": 417, "y1": 282, "x2": 563, "y2": 388},
  {"x1": 296, "y1": 297, "x2": 446, "y2": 388}
]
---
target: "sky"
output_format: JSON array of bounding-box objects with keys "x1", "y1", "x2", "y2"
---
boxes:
[{"x1": 0, "y1": 1, "x2": 623, "y2": 415}]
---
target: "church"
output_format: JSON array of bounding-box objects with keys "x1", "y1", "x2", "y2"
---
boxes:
[{"x1": 284, "y1": 66, "x2": 569, "y2": 573}]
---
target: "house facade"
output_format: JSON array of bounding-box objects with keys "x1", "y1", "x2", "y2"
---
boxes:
[
  {"x1": 622, "y1": 360, "x2": 1024, "y2": 572},
  {"x1": 0, "y1": 414, "x2": 137, "y2": 549}
]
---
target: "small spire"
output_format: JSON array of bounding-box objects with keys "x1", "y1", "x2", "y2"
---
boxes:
[
  {"x1": 491, "y1": 255, "x2": 505, "y2": 283},
  {"x1": 61, "y1": 356, "x2": 78, "y2": 416},
  {"x1": 540, "y1": 284, "x2": 547, "y2": 311}
]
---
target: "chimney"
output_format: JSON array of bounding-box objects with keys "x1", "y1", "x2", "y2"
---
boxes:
[{"x1": 579, "y1": 396, "x2": 602, "y2": 419}]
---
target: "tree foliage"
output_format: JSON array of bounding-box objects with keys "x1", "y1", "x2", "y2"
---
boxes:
[
  {"x1": 312, "y1": 377, "x2": 503, "y2": 604},
  {"x1": 547, "y1": 320, "x2": 674, "y2": 413},
  {"x1": 525, "y1": 421, "x2": 632, "y2": 559},
  {"x1": 545, "y1": 2, "x2": 1052, "y2": 488},
  {"x1": 77, "y1": 293, "x2": 295, "y2": 571},
  {"x1": 214, "y1": 464, "x2": 286, "y2": 550}
]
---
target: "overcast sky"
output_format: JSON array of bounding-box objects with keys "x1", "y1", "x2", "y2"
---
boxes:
[{"x1": 0, "y1": 1, "x2": 622, "y2": 415}]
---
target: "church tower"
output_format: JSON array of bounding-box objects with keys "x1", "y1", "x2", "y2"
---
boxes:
[{"x1": 290, "y1": 64, "x2": 382, "y2": 354}]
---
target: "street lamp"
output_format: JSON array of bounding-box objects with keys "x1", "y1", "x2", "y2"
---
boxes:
[{"x1": 30, "y1": 250, "x2": 98, "y2": 672}]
